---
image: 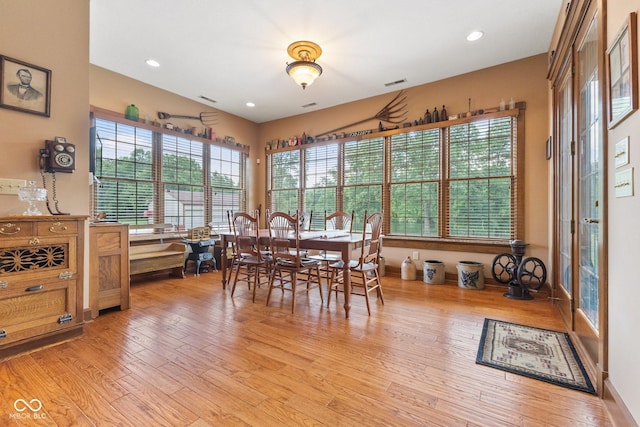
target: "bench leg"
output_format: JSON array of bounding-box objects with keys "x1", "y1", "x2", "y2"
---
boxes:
[{"x1": 173, "y1": 266, "x2": 186, "y2": 278}]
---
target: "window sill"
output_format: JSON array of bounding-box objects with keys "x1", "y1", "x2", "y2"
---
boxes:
[{"x1": 381, "y1": 236, "x2": 512, "y2": 254}]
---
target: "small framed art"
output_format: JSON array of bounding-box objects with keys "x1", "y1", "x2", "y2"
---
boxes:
[
  {"x1": 607, "y1": 12, "x2": 638, "y2": 128},
  {"x1": 0, "y1": 55, "x2": 51, "y2": 117}
]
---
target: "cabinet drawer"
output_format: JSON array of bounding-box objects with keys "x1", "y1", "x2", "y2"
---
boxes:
[
  {"x1": 0, "y1": 274, "x2": 75, "y2": 298},
  {"x1": 0, "y1": 222, "x2": 35, "y2": 239},
  {"x1": 37, "y1": 220, "x2": 78, "y2": 236},
  {"x1": 0, "y1": 279, "x2": 77, "y2": 346}
]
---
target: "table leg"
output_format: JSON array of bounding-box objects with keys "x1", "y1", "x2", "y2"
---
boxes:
[{"x1": 342, "y1": 246, "x2": 351, "y2": 319}]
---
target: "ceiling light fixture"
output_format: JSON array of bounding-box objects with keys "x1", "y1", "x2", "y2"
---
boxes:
[
  {"x1": 285, "y1": 41, "x2": 323, "y2": 90},
  {"x1": 145, "y1": 58, "x2": 160, "y2": 67},
  {"x1": 466, "y1": 31, "x2": 484, "y2": 42}
]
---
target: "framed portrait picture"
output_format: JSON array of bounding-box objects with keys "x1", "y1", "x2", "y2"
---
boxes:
[
  {"x1": 0, "y1": 55, "x2": 51, "y2": 117},
  {"x1": 607, "y1": 12, "x2": 638, "y2": 129}
]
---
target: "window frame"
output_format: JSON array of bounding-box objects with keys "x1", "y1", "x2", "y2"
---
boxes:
[
  {"x1": 90, "y1": 107, "x2": 248, "y2": 232},
  {"x1": 267, "y1": 105, "x2": 524, "y2": 253}
]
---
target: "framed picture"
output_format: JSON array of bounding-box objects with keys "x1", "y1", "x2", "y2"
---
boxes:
[
  {"x1": 607, "y1": 12, "x2": 638, "y2": 129},
  {"x1": 0, "y1": 55, "x2": 51, "y2": 117}
]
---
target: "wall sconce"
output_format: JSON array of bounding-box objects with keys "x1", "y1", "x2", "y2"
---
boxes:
[{"x1": 286, "y1": 41, "x2": 323, "y2": 90}]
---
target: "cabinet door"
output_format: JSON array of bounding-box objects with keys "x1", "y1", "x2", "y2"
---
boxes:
[
  {"x1": 0, "y1": 235, "x2": 77, "y2": 281},
  {"x1": 0, "y1": 277, "x2": 77, "y2": 345},
  {"x1": 89, "y1": 224, "x2": 130, "y2": 318}
]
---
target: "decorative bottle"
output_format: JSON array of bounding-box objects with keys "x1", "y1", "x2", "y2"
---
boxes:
[
  {"x1": 424, "y1": 109, "x2": 431, "y2": 124},
  {"x1": 432, "y1": 106, "x2": 439, "y2": 123},
  {"x1": 441, "y1": 105, "x2": 448, "y2": 121},
  {"x1": 125, "y1": 104, "x2": 139, "y2": 121}
]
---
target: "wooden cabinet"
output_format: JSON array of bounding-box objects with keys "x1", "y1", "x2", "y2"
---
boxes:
[
  {"x1": 0, "y1": 216, "x2": 85, "y2": 357},
  {"x1": 89, "y1": 222, "x2": 130, "y2": 318}
]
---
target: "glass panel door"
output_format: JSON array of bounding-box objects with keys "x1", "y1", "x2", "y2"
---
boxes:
[
  {"x1": 575, "y1": 12, "x2": 602, "y2": 364},
  {"x1": 556, "y1": 62, "x2": 574, "y2": 326}
]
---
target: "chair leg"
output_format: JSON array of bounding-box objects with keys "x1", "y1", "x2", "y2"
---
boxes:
[
  {"x1": 266, "y1": 268, "x2": 277, "y2": 307},
  {"x1": 315, "y1": 267, "x2": 323, "y2": 304},
  {"x1": 251, "y1": 266, "x2": 258, "y2": 303},
  {"x1": 291, "y1": 272, "x2": 297, "y2": 313},
  {"x1": 230, "y1": 263, "x2": 242, "y2": 297},
  {"x1": 375, "y1": 272, "x2": 384, "y2": 305},
  {"x1": 362, "y1": 273, "x2": 372, "y2": 316}
]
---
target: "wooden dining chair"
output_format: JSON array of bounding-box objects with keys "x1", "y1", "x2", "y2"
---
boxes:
[
  {"x1": 327, "y1": 211, "x2": 384, "y2": 316},
  {"x1": 309, "y1": 210, "x2": 355, "y2": 285},
  {"x1": 230, "y1": 212, "x2": 271, "y2": 302},
  {"x1": 266, "y1": 210, "x2": 323, "y2": 313}
]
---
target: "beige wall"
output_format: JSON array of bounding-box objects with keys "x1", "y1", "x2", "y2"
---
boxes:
[
  {"x1": 0, "y1": 0, "x2": 90, "y2": 216},
  {"x1": 606, "y1": 1, "x2": 640, "y2": 422},
  {"x1": 258, "y1": 55, "x2": 551, "y2": 275}
]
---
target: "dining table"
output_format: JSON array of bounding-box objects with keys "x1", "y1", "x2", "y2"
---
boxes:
[{"x1": 218, "y1": 230, "x2": 368, "y2": 319}]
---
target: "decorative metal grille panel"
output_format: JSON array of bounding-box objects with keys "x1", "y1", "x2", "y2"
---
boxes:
[{"x1": 0, "y1": 245, "x2": 67, "y2": 274}]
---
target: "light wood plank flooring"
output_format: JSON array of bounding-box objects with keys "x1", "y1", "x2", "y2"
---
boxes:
[{"x1": 1, "y1": 271, "x2": 612, "y2": 426}]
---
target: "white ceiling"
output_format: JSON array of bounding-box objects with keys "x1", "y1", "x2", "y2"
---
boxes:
[{"x1": 89, "y1": 0, "x2": 563, "y2": 124}]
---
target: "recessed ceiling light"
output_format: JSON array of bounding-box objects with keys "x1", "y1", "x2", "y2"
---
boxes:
[
  {"x1": 466, "y1": 31, "x2": 484, "y2": 42},
  {"x1": 145, "y1": 59, "x2": 160, "y2": 67},
  {"x1": 246, "y1": 102, "x2": 255, "y2": 108}
]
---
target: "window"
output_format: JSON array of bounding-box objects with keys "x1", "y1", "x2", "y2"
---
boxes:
[
  {"x1": 343, "y1": 137, "x2": 384, "y2": 230},
  {"x1": 93, "y1": 119, "x2": 154, "y2": 225},
  {"x1": 447, "y1": 117, "x2": 515, "y2": 239},
  {"x1": 268, "y1": 150, "x2": 300, "y2": 215},
  {"x1": 162, "y1": 134, "x2": 205, "y2": 230},
  {"x1": 267, "y1": 107, "x2": 522, "y2": 246},
  {"x1": 390, "y1": 129, "x2": 440, "y2": 236},
  {"x1": 92, "y1": 115, "x2": 247, "y2": 230},
  {"x1": 304, "y1": 144, "x2": 339, "y2": 229},
  {"x1": 210, "y1": 145, "x2": 244, "y2": 231}
]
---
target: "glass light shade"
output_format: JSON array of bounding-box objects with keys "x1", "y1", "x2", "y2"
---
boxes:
[{"x1": 286, "y1": 61, "x2": 323, "y2": 89}]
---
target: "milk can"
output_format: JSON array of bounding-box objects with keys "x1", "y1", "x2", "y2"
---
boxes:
[{"x1": 401, "y1": 257, "x2": 416, "y2": 280}]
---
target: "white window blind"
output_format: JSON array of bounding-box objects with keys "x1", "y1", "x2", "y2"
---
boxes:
[
  {"x1": 390, "y1": 128, "x2": 440, "y2": 236},
  {"x1": 265, "y1": 109, "x2": 521, "y2": 244},
  {"x1": 92, "y1": 116, "x2": 247, "y2": 229},
  {"x1": 447, "y1": 116, "x2": 515, "y2": 239}
]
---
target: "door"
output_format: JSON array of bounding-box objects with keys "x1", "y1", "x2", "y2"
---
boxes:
[
  {"x1": 552, "y1": 1, "x2": 606, "y2": 390},
  {"x1": 555, "y1": 60, "x2": 573, "y2": 325},
  {"x1": 574, "y1": 10, "x2": 604, "y2": 370}
]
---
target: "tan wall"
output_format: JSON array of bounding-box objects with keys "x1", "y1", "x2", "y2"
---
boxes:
[
  {"x1": 0, "y1": 0, "x2": 90, "y2": 217},
  {"x1": 605, "y1": 1, "x2": 640, "y2": 422},
  {"x1": 258, "y1": 54, "x2": 551, "y2": 275}
]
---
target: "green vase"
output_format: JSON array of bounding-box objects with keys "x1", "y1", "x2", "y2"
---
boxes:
[{"x1": 125, "y1": 104, "x2": 139, "y2": 121}]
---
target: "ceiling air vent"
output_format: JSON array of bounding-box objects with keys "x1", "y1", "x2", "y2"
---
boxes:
[
  {"x1": 301, "y1": 102, "x2": 317, "y2": 108},
  {"x1": 384, "y1": 78, "x2": 407, "y2": 87},
  {"x1": 199, "y1": 95, "x2": 217, "y2": 104}
]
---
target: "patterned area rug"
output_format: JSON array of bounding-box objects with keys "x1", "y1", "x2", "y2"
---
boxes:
[{"x1": 476, "y1": 318, "x2": 596, "y2": 394}]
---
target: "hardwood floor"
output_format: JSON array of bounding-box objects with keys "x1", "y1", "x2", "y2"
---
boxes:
[{"x1": 1, "y1": 271, "x2": 613, "y2": 426}]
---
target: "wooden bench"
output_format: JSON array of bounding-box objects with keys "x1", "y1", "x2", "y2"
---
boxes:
[
  {"x1": 129, "y1": 223, "x2": 178, "y2": 243},
  {"x1": 129, "y1": 242, "x2": 186, "y2": 278}
]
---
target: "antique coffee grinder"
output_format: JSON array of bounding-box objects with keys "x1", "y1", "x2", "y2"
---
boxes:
[{"x1": 491, "y1": 240, "x2": 547, "y2": 300}]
